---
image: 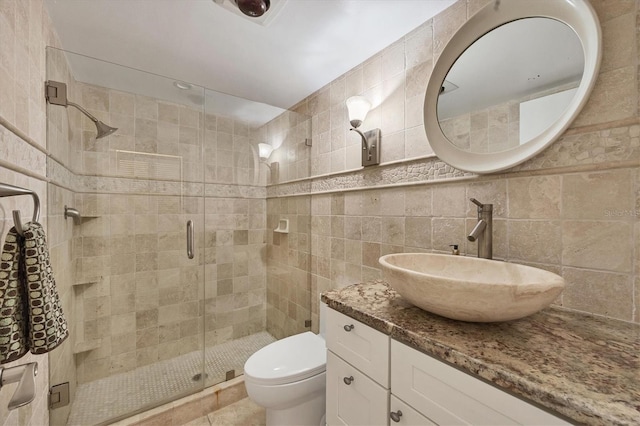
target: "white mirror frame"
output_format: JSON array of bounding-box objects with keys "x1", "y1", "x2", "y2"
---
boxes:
[{"x1": 424, "y1": 0, "x2": 602, "y2": 174}]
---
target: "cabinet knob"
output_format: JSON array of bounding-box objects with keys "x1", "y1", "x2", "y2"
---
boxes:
[
  {"x1": 343, "y1": 376, "x2": 354, "y2": 385},
  {"x1": 343, "y1": 324, "x2": 354, "y2": 332},
  {"x1": 390, "y1": 410, "x2": 403, "y2": 422}
]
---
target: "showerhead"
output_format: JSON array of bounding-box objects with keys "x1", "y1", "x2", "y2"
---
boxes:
[
  {"x1": 95, "y1": 120, "x2": 118, "y2": 139},
  {"x1": 45, "y1": 80, "x2": 118, "y2": 139}
]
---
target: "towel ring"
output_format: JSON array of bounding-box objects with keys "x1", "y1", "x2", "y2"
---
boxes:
[{"x1": 0, "y1": 183, "x2": 41, "y2": 236}]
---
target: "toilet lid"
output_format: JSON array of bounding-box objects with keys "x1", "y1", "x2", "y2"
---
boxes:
[{"x1": 244, "y1": 331, "x2": 326, "y2": 385}]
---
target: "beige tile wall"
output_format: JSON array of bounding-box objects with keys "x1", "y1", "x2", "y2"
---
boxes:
[
  {"x1": 255, "y1": 110, "x2": 312, "y2": 184},
  {"x1": 0, "y1": 0, "x2": 66, "y2": 425},
  {"x1": 262, "y1": 0, "x2": 640, "y2": 331},
  {"x1": 265, "y1": 196, "x2": 311, "y2": 339},
  {"x1": 58, "y1": 83, "x2": 269, "y2": 385}
]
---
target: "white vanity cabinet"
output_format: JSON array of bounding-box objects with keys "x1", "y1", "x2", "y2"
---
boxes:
[
  {"x1": 326, "y1": 308, "x2": 570, "y2": 426},
  {"x1": 326, "y1": 308, "x2": 390, "y2": 426}
]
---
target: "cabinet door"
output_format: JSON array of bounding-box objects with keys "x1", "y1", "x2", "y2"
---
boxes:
[
  {"x1": 326, "y1": 351, "x2": 389, "y2": 426},
  {"x1": 326, "y1": 308, "x2": 390, "y2": 387},
  {"x1": 389, "y1": 395, "x2": 437, "y2": 426},
  {"x1": 391, "y1": 340, "x2": 570, "y2": 425}
]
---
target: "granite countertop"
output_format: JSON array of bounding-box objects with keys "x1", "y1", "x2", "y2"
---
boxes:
[{"x1": 321, "y1": 281, "x2": 640, "y2": 426}]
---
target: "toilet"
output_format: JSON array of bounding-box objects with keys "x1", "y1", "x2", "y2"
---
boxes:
[{"x1": 244, "y1": 303, "x2": 327, "y2": 426}]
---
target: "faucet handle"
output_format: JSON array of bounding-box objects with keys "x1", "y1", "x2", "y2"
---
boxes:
[
  {"x1": 470, "y1": 198, "x2": 493, "y2": 212},
  {"x1": 470, "y1": 198, "x2": 483, "y2": 208}
]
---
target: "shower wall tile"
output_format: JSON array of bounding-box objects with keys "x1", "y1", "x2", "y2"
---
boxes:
[
  {"x1": 266, "y1": 195, "x2": 311, "y2": 339},
  {"x1": 49, "y1": 80, "x2": 271, "y2": 382}
]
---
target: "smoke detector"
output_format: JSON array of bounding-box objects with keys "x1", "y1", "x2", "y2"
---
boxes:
[{"x1": 212, "y1": 0, "x2": 288, "y2": 26}]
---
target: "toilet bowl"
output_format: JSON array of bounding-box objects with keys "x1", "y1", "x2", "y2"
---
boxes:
[{"x1": 244, "y1": 304, "x2": 327, "y2": 426}]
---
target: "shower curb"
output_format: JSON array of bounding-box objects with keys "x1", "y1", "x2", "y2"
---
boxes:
[{"x1": 108, "y1": 376, "x2": 248, "y2": 426}]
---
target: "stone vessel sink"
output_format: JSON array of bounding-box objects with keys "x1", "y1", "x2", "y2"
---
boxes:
[{"x1": 379, "y1": 253, "x2": 565, "y2": 322}]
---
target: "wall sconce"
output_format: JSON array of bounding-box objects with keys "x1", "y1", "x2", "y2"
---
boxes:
[
  {"x1": 258, "y1": 143, "x2": 274, "y2": 161},
  {"x1": 257, "y1": 143, "x2": 278, "y2": 183},
  {"x1": 346, "y1": 96, "x2": 381, "y2": 167}
]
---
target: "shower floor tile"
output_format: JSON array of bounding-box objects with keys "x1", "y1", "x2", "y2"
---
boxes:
[{"x1": 67, "y1": 331, "x2": 275, "y2": 426}]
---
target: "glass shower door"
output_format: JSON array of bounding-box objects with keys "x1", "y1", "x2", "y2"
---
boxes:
[{"x1": 46, "y1": 47, "x2": 206, "y2": 425}]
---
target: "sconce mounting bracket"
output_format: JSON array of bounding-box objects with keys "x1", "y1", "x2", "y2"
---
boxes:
[{"x1": 361, "y1": 128, "x2": 381, "y2": 167}]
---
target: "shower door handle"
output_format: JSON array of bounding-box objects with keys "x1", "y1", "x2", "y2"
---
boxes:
[{"x1": 186, "y1": 220, "x2": 194, "y2": 259}]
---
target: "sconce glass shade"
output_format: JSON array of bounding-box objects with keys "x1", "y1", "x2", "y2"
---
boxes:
[
  {"x1": 258, "y1": 143, "x2": 274, "y2": 160},
  {"x1": 346, "y1": 96, "x2": 371, "y2": 129}
]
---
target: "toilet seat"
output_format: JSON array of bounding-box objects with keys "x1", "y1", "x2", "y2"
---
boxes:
[{"x1": 245, "y1": 332, "x2": 326, "y2": 386}]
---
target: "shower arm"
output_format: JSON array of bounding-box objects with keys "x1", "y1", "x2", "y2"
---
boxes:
[{"x1": 66, "y1": 101, "x2": 100, "y2": 124}]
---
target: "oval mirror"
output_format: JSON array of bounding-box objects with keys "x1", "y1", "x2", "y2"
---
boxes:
[{"x1": 424, "y1": 0, "x2": 601, "y2": 174}]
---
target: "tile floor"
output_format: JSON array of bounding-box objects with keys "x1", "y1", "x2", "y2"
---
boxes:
[
  {"x1": 68, "y1": 331, "x2": 275, "y2": 425},
  {"x1": 182, "y1": 398, "x2": 266, "y2": 426}
]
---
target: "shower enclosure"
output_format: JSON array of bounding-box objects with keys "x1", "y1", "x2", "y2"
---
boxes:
[{"x1": 45, "y1": 48, "x2": 311, "y2": 425}]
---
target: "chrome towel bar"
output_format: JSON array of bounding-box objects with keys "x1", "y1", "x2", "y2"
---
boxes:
[{"x1": 0, "y1": 183, "x2": 41, "y2": 236}]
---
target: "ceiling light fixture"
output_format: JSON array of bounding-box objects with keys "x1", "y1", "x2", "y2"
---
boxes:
[
  {"x1": 236, "y1": 0, "x2": 270, "y2": 17},
  {"x1": 346, "y1": 96, "x2": 381, "y2": 167}
]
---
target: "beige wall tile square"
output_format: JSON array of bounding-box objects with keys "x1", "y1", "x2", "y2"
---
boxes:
[
  {"x1": 345, "y1": 240, "x2": 362, "y2": 265},
  {"x1": 508, "y1": 176, "x2": 561, "y2": 219},
  {"x1": 380, "y1": 217, "x2": 405, "y2": 245},
  {"x1": 573, "y1": 66, "x2": 637, "y2": 127},
  {"x1": 111, "y1": 312, "x2": 136, "y2": 335},
  {"x1": 432, "y1": 184, "x2": 466, "y2": 217},
  {"x1": 508, "y1": 221, "x2": 562, "y2": 264},
  {"x1": 433, "y1": 0, "x2": 466, "y2": 56},
  {"x1": 562, "y1": 267, "x2": 633, "y2": 321},
  {"x1": 405, "y1": 22, "x2": 433, "y2": 69},
  {"x1": 431, "y1": 218, "x2": 465, "y2": 252},
  {"x1": 380, "y1": 131, "x2": 405, "y2": 163},
  {"x1": 600, "y1": 12, "x2": 636, "y2": 73},
  {"x1": 404, "y1": 186, "x2": 431, "y2": 216},
  {"x1": 379, "y1": 189, "x2": 405, "y2": 216},
  {"x1": 405, "y1": 217, "x2": 431, "y2": 249},
  {"x1": 563, "y1": 170, "x2": 633, "y2": 220},
  {"x1": 562, "y1": 221, "x2": 633, "y2": 273}
]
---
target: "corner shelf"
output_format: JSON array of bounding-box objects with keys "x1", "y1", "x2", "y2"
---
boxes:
[{"x1": 274, "y1": 219, "x2": 289, "y2": 234}]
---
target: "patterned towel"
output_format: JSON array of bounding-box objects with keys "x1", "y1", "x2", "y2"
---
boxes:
[{"x1": 0, "y1": 223, "x2": 68, "y2": 364}]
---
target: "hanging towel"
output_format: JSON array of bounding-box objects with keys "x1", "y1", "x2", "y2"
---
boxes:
[{"x1": 0, "y1": 223, "x2": 68, "y2": 364}]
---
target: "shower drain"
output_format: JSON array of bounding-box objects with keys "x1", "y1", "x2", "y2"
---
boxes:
[{"x1": 191, "y1": 373, "x2": 208, "y2": 381}]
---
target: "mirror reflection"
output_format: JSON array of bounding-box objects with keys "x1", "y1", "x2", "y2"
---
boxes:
[{"x1": 437, "y1": 18, "x2": 584, "y2": 154}]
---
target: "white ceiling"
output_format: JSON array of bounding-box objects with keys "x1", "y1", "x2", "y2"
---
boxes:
[{"x1": 44, "y1": 0, "x2": 455, "y2": 115}]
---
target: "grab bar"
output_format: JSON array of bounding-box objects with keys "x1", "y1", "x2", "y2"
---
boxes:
[
  {"x1": 0, "y1": 183, "x2": 40, "y2": 236},
  {"x1": 186, "y1": 220, "x2": 194, "y2": 259}
]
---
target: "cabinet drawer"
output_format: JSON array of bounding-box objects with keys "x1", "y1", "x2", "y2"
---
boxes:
[
  {"x1": 326, "y1": 351, "x2": 389, "y2": 426},
  {"x1": 326, "y1": 308, "x2": 390, "y2": 387},
  {"x1": 391, "y1": 340, "x2": 570, "y2": 425},
  {"x1": 389, "y1": 395, "x2": 437, "y2": 426}
]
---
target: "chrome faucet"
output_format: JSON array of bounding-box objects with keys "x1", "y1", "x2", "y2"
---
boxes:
[{"x1": 467, "y1": 198, "x2": 493, "y2": 259}]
